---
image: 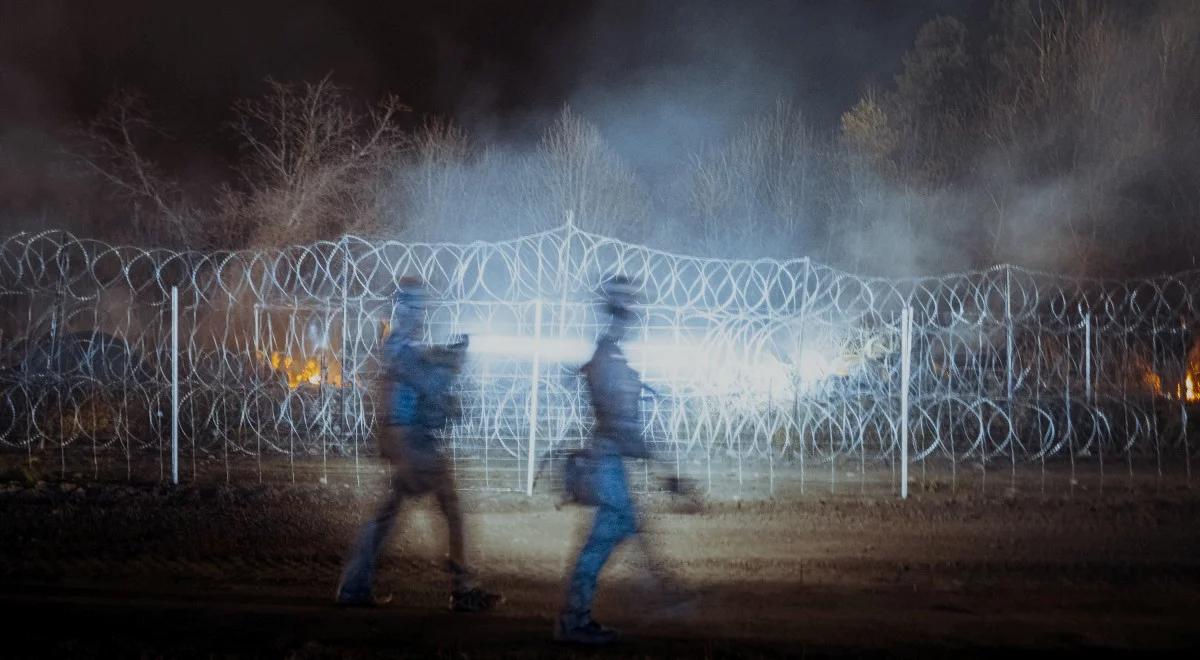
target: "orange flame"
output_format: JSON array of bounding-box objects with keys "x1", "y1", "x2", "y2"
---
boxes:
[
  {"x1": 1184, "y1": 342, "x2": 1200, "y2": 403},
  {"x1": 265, "y1": 350, "x2": 342, "y2": 389},
  {"x1": 1144, "y1": 341, "x2": 1200, "y2": 403}
]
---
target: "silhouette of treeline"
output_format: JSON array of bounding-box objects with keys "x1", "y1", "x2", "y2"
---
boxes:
[{"x1": 25, "y1": 0, "x2": 1200, "y2": 277}]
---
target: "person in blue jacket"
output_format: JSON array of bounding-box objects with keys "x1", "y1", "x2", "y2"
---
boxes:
[
  {"x1": 555, "y1": 274, "x2": 685, "y2": 644},
  {"x1": 336, "y1": 278, "x2": 502, "y2": 612}
]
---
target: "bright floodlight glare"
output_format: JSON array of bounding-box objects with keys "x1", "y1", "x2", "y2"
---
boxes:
[
  {"x1": 795, "y1": 347, "x2": 851, "y2": 383},
  {"x1": 465, "y1": 332, "x2": 853, "y2": 402},
  {"x1": 469, "y1": 334, "x2": 592, "y2": 363}
]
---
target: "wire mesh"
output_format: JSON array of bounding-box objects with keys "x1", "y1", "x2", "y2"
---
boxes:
[{"x1": 1, "y1": 224, "x2": 1196, "y2": 494}]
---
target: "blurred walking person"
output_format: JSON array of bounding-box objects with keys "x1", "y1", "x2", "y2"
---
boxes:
[
  {"x1": 336, "y1": 278, "x2": 502, "y2": 612},
  {"x1": 554, "y1": 275, "x2": 689, "y2": 645}
]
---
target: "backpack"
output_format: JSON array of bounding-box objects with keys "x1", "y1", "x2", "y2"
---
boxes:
[{"x1": 561, "y1": 448, "x2": 599, "y2": 506}]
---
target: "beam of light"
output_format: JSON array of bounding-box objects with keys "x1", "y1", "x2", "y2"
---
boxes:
[
  {"x1": 463, "y1": 332, "x2": 855, "y2": 401},
  {"x1": 794, "y1": 347, "x2": 849, "y2": 383},
  {"x1": 469, "y1": 334, "x2": 593, "y2": 363}
]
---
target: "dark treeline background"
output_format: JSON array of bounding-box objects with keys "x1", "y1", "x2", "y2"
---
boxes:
[{"x1": 1, "y1": 0, "x2": 1198, "y2": 277}]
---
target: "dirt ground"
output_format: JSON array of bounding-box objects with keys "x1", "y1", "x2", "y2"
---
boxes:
[{"x1": 1, "y1": 466, "x2": 1199, "y2": 658}]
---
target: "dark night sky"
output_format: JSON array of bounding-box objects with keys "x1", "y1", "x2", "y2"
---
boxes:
[{"x1": 2, "y1": 0, "x2": 989, "y2": 145}]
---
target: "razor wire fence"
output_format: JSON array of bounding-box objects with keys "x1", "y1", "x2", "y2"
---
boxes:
[{"x1": 0, "y1": 221, "x2": 1197, "y2": 496}]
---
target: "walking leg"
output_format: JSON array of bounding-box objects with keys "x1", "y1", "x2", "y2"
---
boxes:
[
  {"x1": 336, "y1": 473, "x2": 405, "y2": 603},
  {"x1": 557, "y1": 455, "x2": 636, "y2": 642},
  {"x1": 433, "y1": 465, "x2": 504, "y2": 611}
]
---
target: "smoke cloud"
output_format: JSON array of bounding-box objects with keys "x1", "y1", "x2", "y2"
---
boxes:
[{"x1": 2, "y1": 0, "x2": 1197, "y2": 277}]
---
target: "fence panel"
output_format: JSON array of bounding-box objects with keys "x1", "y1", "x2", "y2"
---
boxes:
[{"x1": 1, "y1": 227, "x2": 1197, "y2": 495}]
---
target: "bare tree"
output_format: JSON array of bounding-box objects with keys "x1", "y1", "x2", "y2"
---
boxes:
[
  {"x1": 222, "y1": 75, "x2": 409, "y2": 247},
  {"x1": 70, "y1": 78, "x2": 410, "y2": 250},
  {"x1": 373, "y1": 118, "x2": 529, "y2": 241},
  {"x1": 69, "y1": 90, "x2": 197, "y2": 247},
  {"x1": 524, "y1": 107, "x2": 650, "y2": 239},
  {"x1": 686, "y1": 100, "x2": 825, "y2": 256},
  {"x1": 977, "y1": 0, "x2": 1200, "y2": 274}
]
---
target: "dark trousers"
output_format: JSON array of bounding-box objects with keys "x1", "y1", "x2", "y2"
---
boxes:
[{"x1": 338, "y1": 426, "x2": 466, "y2": 597}]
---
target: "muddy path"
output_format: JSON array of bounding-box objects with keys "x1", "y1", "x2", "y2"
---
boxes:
[{"x1": 2, "y1": 479, "x2": 1199, "y2": 657}]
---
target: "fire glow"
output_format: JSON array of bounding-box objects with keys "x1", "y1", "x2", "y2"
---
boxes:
[
  {"x1": 1144, "y1": 342, "x2": 1200, "y2": 403},
  {"x1": 265, "y1": 351, "x2": 342, "y2": 389},
  {"x1": 1154, "y1": 372, "x2": 1200, "y2": 403}
]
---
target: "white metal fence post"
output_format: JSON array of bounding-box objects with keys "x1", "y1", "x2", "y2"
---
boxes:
[
  {"x1": 1003, "y1": 266, "x2": 1014, "y2": 492},
  {"x1": 526, "y1": 298, "x2": 544, "y2": 496},
  {"x1": 900, "y1": 306, "x2": 913, "y2": 500},
  {"x1": 1084, "y1": 313, "x2": 1092, "y2": 405},
  {"x1": 170, "y1": 285, "x2": 180, "y2": 486},
  {"x1": 558, "y1": 211, "x2": 574, "y2": 339}
]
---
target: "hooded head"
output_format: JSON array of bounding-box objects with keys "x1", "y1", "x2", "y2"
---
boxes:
[
  {"x1": 391, "y1": 277, "x2": 428, "y2": 339},
  {"x1": 598, "y1": 274, "x2": 640, "y2": 342}
]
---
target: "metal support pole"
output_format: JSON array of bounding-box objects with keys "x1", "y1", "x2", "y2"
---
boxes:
[
  {"x1": 797, "y1": 258, "x2": 810, "y2": 495},
  {"x1": 557, "y1": 211, "x2": 574, "y2": 339},
  {"x1": 252, "y1": 305, "x2": 263, "y2": 481},
  {"x1": 1181, "y1": 319, "x2": 1191, "y2": 487},
  {"x1": 1005, "y1": 269, "x2": 1014, "y2": 404},
  {"x1": 525, "y1": 298, "x2": 544, "y2": 496},
  {"x1": 1084, "y1": 313, "x2": 1092, "y2": 405},
  {"x1": 170, "y1": 286, "x2": 180, "y2": 485},
  {"x1": 1002, "y1": 266, "x2": 1015, "y2": 495},
  {"x1": 900, "y1": 306, "x2": 913, "y2": 500},
  {"x1": 342, "y1": 238, "x2": 358, "y2": 487},
  {"x1": 768, "y1": 378, "x2": 775, "y2": 497},
  {"x1": 551, "y1": 214, "x2": 574, "y2": 452}
]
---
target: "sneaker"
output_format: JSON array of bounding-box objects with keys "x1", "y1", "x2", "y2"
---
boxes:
[
  {"x1": 554, "y1": 615, "x2": 619, "y2": 645},
  {"x1": 444, "y1": 558, "x2": 478, "y2": 590},
  {"x1": 449, "y1": 586, "x2": 504, "y2": 612}
]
